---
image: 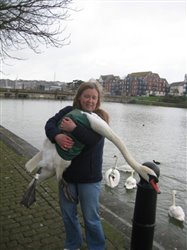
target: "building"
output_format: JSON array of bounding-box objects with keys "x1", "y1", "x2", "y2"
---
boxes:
[
  {"x1": 98, "y1": 72, "x2": 169, "y2": 96},
  {"x1": 125, "y1": 71, "x2": 168, "y2": 96},
  {"x1": 99, "y1": 75, "x2": 123, "y2": 95},
  {"x1": 169, "y1": 82, "x2": 186, "y2": 96}
]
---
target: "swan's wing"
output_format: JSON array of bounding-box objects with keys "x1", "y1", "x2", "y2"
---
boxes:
[{"x1": 25, "y1": 151, "x2": 43, "y2": 172}]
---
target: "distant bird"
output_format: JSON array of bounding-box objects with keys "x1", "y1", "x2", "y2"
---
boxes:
[
  {"x1": 124, "y1": 170, "x2": 137, "y2": 189},
  {"x1": 168, "y1": 190, "x2": 185, "y2": 222},
  {"x1": 105, "y1": 155, "x2": 120, "y2": 188},
  {"x1": 153, "y1": 160, "x2": 160, "y2": 165}
]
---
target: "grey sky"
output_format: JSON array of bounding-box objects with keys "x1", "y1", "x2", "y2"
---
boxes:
[{"x1": 2, "y1": 0, "x2": 186, "y2": 83}]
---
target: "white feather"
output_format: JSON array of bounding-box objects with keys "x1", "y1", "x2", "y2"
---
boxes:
[{"x1": 25, "y1": 138, "x2": 70, "y2": 182}]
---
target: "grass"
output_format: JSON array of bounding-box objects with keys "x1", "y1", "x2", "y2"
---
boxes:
[{"x1": 124, "y1": 95, "x2": 187, "y2": 108}]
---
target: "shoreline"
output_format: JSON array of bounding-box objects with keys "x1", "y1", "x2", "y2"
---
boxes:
[{"x1": 0, "y1": 89, "x2": 186, "y2": 109}]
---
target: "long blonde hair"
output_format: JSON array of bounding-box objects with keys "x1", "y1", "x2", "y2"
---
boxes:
[{"x1": 73, "y1": 81, "x2": 109, "y2": 124}]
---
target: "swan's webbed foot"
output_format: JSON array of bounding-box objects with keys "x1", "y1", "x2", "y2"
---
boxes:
[
  {"x1": 20, "y1": 178, "x2": 37, "y2": 208},
  {"x1": 20, "y1": 168, "x2": 42, "y2": 208}
]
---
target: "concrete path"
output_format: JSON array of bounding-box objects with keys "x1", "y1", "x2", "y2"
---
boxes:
[{"x1": 0, "y1": 126, "x2": 127, "y2": 250}]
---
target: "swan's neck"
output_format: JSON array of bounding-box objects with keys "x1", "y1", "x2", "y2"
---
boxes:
[
  {"x1": 105, "y1": 128, "x2": 142, "y2": 175},
  {"x1": 84, "y1": 112, "x2": 157, "y2": 183},
  {"x1": 172, "y1": 191, "x2": 176, "y2": 206},
  {"x1": 85, "y1": 112, "x2": 141, "y2": 172},
  {"x1": 131, "y1": 170, "x2": 134, "y2": 177},
  {"x1": 113, "y1": 156, "x2": 118, "y2": 170}
]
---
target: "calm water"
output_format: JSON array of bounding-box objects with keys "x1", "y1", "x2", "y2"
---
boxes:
[{"x1": 1, "y1": 99, "x2": 187, "y2": 249}]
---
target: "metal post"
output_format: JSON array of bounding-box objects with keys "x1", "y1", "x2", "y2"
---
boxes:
[{"x1": 130, "y1": 162, "x2": 160, "y2": 250}]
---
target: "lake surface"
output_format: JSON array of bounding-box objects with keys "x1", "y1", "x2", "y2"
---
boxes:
[{"x1": 1, "y1": 99, "x2": 186, "y2": 249}]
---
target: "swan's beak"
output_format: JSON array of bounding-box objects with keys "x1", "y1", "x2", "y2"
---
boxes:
[{"x1": 149, "y1": 178, "x2": 161, "y2": 194}]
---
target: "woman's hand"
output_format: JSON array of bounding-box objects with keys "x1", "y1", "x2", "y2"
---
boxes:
[
  {"x1": 60, "y1": 117, "x2": 77, "y2": 132},
  {"x1": 55, "y1": 133, "x2": 74, "y2": 150}
]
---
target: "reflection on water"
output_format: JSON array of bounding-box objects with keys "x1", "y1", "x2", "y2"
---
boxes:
[{"x1": 1, "y1": 99, "x2": 187, "y2": 249}]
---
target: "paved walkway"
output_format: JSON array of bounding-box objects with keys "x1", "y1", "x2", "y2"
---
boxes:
[{"x1": 0, "y1": 126, "x2": 126, "y2": 250}]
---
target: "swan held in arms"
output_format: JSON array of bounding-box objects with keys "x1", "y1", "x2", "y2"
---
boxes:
[
  {"x1": 168, "y1": 190, "x2": 185, "y2": 222},
  {"x1": 21, "y1": 109, "x2": 160, "y2": 207}
]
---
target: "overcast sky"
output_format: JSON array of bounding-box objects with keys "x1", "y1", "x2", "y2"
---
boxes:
[{"x1": 1, "y1": 0, "x2": 186, "y2": 84}]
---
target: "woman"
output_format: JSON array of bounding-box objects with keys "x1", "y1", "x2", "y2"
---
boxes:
[{"x1": 45, "y1": 81, "x2": 109, "y2": 250}]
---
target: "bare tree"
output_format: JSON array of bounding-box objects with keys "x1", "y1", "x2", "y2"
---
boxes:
[{"x1": 0, "y1": 0, "x2": 74, "y2": 60}]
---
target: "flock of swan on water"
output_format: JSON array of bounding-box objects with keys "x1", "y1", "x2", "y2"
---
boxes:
[
  {"x1": 106, "y1": 155, "x2": 185, "y2": 223},
  {"x1": 21, "y1": 110, "x2": 185, "y2": 223}
]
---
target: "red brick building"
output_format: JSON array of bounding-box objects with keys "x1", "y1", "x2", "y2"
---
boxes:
[{"x1": 125, "y1": 71, "x2": 168, "y2": 96}]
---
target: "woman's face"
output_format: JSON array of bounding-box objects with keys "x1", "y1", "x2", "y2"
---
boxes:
[{"x1": 79, "y1": 88, "x2": 99, "y2": 112}]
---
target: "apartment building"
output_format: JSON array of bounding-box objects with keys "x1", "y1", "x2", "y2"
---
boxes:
[
  {"x1": 99, "y1": 72, "x2": 169, "y2": 96},
  {"x1": 125, "y1": 71, "x2": 168, "y2": 96}
]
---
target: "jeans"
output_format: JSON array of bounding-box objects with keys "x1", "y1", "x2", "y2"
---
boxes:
[{"x1": 59, "y1": 181, "x2": 105, "y2": 250}]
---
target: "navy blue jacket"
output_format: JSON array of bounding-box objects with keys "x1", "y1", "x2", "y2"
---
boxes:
[{"x1": 45, "y1": 106, "x2": 104, "y2": 183}]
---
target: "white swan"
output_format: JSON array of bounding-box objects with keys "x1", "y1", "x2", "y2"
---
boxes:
[
  {"x1": 22, "y1": 109, "x2": 160, "y2": 207},
  {"x1": 168, "y1": 190, "x2": 185, "y2": 222},
  {"x1": 124, "y1": 170, "x2": 137, "y2": 190},
  {"x1": 105, "y1": 155, "x2": 120, "y2": 188}
]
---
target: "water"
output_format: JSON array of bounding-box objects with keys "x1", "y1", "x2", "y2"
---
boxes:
[{"x1": 1, "y1": 99, "x2": 187, "y2": 249}]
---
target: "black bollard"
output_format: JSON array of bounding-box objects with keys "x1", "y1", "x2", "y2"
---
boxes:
[{"x1": 130, "y1": 162, "x2": 160, "y2": 250}]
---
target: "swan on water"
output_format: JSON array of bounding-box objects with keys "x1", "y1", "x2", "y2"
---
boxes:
[
  {"x1": 21, "y1": 109, "x2": 160, "y2": 207},
  {"x1": 168, "y1": 190, "x2": 185, "y2": 222},
  {"x1": 124, "y1": 170, "x2": 137, "y2": 190},
  {"x1": 105, "y1": 155, "x2": 120, "y2": 188}
]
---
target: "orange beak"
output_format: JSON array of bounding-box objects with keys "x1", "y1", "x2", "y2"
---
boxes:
[{"x1": 150, "y1": 179, "x2": 161, "y2": 194}]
